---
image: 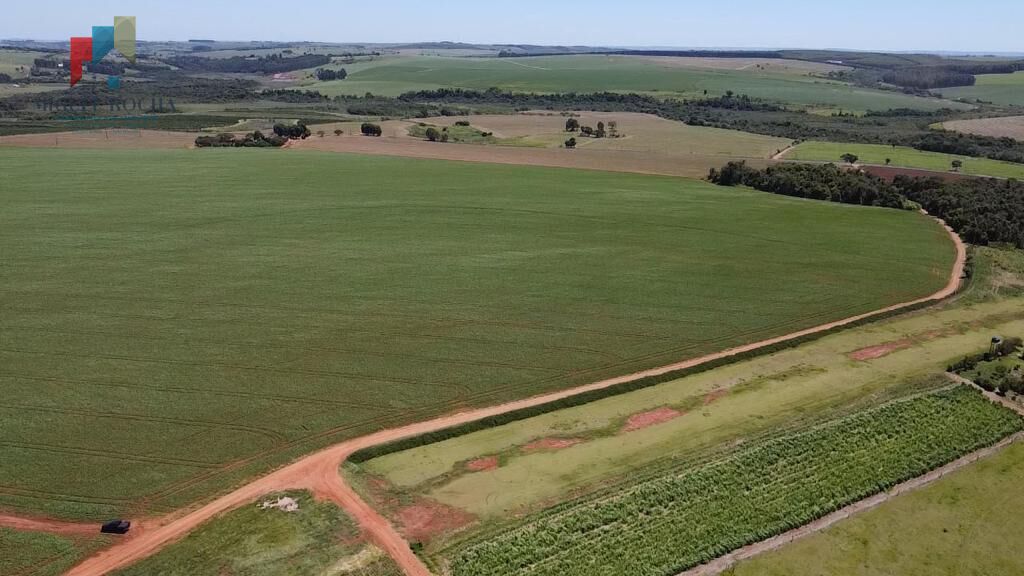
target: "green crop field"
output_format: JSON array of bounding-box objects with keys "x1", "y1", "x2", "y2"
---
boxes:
[
  {"x1": 304, "y1": 55, "x2": 970, "y2": 112},
  {"x1": 441, "y1": 386, "x2": 1023, "y2": 576},
  {"x1": 113, "y1": 491, "x2": 402, "y2": 576},
  {"x1": 0, "y1": 147, "x2": 955, "y2": 521},
  {"x1": 940, "y1": 71, "x2": 1024, "y2": 107},
  {"x1": 0, "y1": 528, "x2": 110, "y2": 576},
  {"x1": 786, "y1": 140, "x2": 1024, "y2": 179},
  {"x1": 731, "y1": 441, "x2": 1024, "y2": 576}
]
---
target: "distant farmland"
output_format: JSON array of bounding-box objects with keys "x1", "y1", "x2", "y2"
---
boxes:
[
  {"x1": 0, "y1": 147, "x2": 955, "y2": 521},
  {"x1": 785, "y1": 141, "x2": 1024, "y2": 180},
  {"x1": 304, "y1": 54, "x2": 971, "y2": 112},
  {"x1": 940, "y1": 71, "x2": 1024, "y2": 107}
]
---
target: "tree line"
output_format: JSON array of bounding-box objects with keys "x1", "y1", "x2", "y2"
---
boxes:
[
  {"x1": 162, "y1": 54, "x2": 331, "y2": 75},
  {"x1": 315, "y1": 68, "x2": 347, "y2": 81},
  {"x1": 709, "y1": 161, "x2": 1024, "y2": 248}
]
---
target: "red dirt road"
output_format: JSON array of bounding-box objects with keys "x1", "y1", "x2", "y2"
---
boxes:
[
  {"x1": 61, "y1": 217, "x2": 965, "y2": 576},
  {"x1": 0, "y1": 514, "x2": 97, "y2": 537}
]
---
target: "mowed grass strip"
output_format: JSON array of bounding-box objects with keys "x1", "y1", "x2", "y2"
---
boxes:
[
  {"x1": 786, "y1": 140, "x2": 1024, "y2": 180},
  {"x1": 444, "y1": 387, "x2": 1024, "y2": 576},
  {"x1": 730, "y1": 440, "x2": 1024, "y2": 576},
  {"x1": 112, "y1": 491, "x2": 402, "y2": 576},
  {"x1": 0, "y1": 148, "x2": 953, "y2": 519}
]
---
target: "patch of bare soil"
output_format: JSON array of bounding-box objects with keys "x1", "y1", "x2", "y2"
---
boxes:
[
  {"x1": 859, "y1": 165, "x2": 976, "y2": 183},
  {"x1": 704, "y1": 389, "x2": 730, "y2": 405},
  {"x1": 465, "y1": 456, "x2": 499, "y2": 472},
  {"x1": 622, "y1": 407, "x2": 683, "y2": 432},
  {"x1": 395, "y1": 499, "x2": 474, "y2": 543},
  {"x1": 521, "y1": 438, "x2": 584, "y2": 452},
  {"x1": 849, "y1": 339, "x2": 916, "y2": 361}
]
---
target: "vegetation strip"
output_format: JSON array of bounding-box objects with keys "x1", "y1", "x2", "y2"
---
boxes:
[{"x1": 442, "y1": 387, "x2": 1024, "y2": 576}]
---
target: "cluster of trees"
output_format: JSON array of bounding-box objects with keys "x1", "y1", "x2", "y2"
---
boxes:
[
  {"x1": 883, "y1": 61, "x2": 1024, "y2": 89},
  {"x1": 424, "y1": 126, "x2": 450, "y2": 142},
  {"x1": 882, "y1": 67, "x2": 976, "y2": 90},
  {"x1": 85, "y1": 61, "x2": 127, "y2": 76},
  {"x1": 361, "y1": 122, "x2": 382, "y2": 136},
  {"x1": 951, "y1": 337, "x2": 1024, "y2": 395},
  {"x1": 259, "y1": 89, "x2": 330, "y2": 103},
  {"x1": 708, "y1": 162, "x2": 907, "y2": 208},
  {"x1": 315, "y1": 68, "x2": 347, "y2": 81},
  {"x1": 565, "y1": 118, "x2": 621, "y2": 139},
  {"x1": 195, "y1": 131, "x2": 288, "y2": 148},
  {"x1": 911, "y1": 132, "x2": 1024, "y2": 165},
  {"x1": 896, "y1": 175, "x2": 1024, "y2": 248},
  {"x1": 162, "y1": 53, "x2": 331, "y2": 74},
  {"x1": 272, "y1": 121, "x2": 311, "y2": 139},
  {"x1": 709, "y1": 162, "x2": 1024, "y2": 248},
  {"x1": 0, "y1": 73, "x2": 12, "y2": 83},
  {"x1": 397, "y1": 87, "x2": 780, "y2": 113}
]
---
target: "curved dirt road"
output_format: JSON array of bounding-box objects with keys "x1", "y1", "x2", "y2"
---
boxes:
[{"x1": 63, "y1": 218, "x2": 965, "y2": 576}]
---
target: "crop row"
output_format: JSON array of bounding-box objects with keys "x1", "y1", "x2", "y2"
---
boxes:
[{"x1": 446, "y1": 386, "x2": 1023, "y2": 576}]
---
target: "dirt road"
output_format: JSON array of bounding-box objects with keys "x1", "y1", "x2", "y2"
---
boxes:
[
  {"x1": 60, "y1": 217, "x2": 964, "y2": 576},
  {"x1": 0, "y1": 515, "x2": 98, "y2": 537}
]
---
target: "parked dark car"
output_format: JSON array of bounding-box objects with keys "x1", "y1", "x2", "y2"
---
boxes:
[{"x1": 100, "y1": 519, "x2": 131, "y2": 534}]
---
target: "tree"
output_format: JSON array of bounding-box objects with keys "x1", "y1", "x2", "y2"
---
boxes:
[
  {"x1": 596, "y1": 121, "x2": 606, "y2": 138},
  {"x1": 565, "y1": 118, "x2": 579, "y2": 132},
  {"x1": 440, "y1": 132, "x2": 449, "y2": 143},
  {"x1": 334, "y1": 129, "x2": 343, "y2": 136},
  {"x1": 361, "y1": 123, "x2": 382, "y2": 137},
  {"x1": 952, "y1": 159, "x2": 963, "y2": 172},
  {"x1": 840, "y1": 153, "x2": 859, "y2": 165},
  {"x1": 608, "y1": 121, "x2": 618, "y2": 138},
  {"x1": 885, "y1": 158, "x2": 892, "y2": 165},
  {"x1": 580, "y1": 126, "x2": 594, "y2": 137},
  {"x1": 273, "y1": 121, "x2": 311, "y2": 140},
  {"x1": 565, "y1": 137, "x2": 577, "y2": 149},
  {"x1": 425, "y1": 127, "x2": 440, "y2": 142},
  {"x1": 317, "y1": 131, "x2": 325, "y2": 138}
]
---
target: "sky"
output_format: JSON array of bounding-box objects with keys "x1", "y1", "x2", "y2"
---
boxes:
[{"x1": 3, "y1": 0, "x2": 1023, "y2": 53}]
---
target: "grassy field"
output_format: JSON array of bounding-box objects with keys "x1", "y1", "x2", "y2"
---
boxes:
[
  {"x1": 356, "y1": 284, "x2": 1024, "y2": 521},
  {"x1": 440, "y1": 386, "x2": 1023, "y2": 576},
  {"x1": 785, "y1": 140, "x2": 1024, "y2": 179},
  {"x1": 1, "y1": 529, "x2": 110, "y2": 576},
  {"x1": 941, "y1": 115, "x2": 1024, "y2": 140},
  {"x1": 0, "y1": 49, "x2": 45, "y2": 79},
  {"x1": 412, "y1": 111, "x2": 791, "y2": 155},
  {"x1": 730, "y1": 441, "x2": 1024, "y2": 576},
  {"x1": 303, "y1": 112, "x2": 790, "y2": 178},
  {"x1": 112, "y1": 491, "x2": 401, "y2": 576},
  {"x1": 940, "y1": 71, "x2": 1024, "y2": 107},
  {"x1": 304, "y1": 55, "x2": 969, "y2": 112},
  {"x1": 0, "y1": 147, "x2": 955, "y2": 521}
]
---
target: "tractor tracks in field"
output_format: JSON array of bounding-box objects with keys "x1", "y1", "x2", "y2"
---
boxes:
[{"x1": 47, "y1": 216, "x2": 967, "y2": 576}]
